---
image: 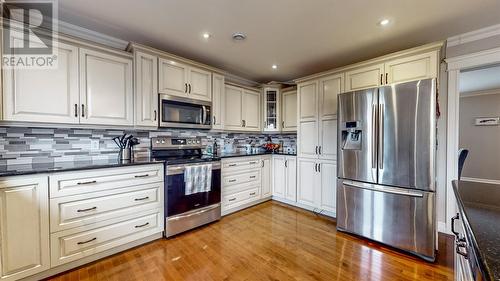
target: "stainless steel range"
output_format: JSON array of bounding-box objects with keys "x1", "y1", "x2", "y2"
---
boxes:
[{"x1": 151, "y1": 137, "x2": 221, "y2": 237}]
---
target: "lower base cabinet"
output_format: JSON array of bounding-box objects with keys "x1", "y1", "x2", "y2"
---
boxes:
[
  {"x1": 0, "y1": 164, "x2": 164, "y2": 281},
  {"x1": 272, "y1": 155, "x2": 297, "y2": 202},
  {"x1": 297, "y1": 158, "x2": 337, "y2": 216},
  {"x1": 0, "y1": 176, "x2": 50, "y2": 281}
]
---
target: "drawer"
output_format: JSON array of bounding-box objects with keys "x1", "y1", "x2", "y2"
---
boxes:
[
  {"x1": 50, "y1": 209, "x2": 162, "y2": 267},
  {"x1": 49, "y1": 164, "x2": 164, "y2": 198},
  {"x1": 223, "y1": 187, "x2": 260, "y2": 209},
  {"x1": 50, "y1": 182, "x2": 163, "y2": 232},
  {"x1": 222, "y1": 157, "x2": 261, "y2": 172},
  {"x1": 223, "y1": 170, "x2": 260, "y2": 187}
]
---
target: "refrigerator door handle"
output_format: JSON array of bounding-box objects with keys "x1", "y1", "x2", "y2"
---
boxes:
[
  {"x1": 378, "y1": 104, "x2": 384, "y2": 170},
  {"x1": 371, "y1": 104, "x2": 378, "y2": 169},
  {"x1": 343, "y1": 181, "x2": 424, "y2": 198}
]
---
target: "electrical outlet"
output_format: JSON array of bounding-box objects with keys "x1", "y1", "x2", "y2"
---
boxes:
[{"x1": 90, "y1": 139, "x2": 99, "y2": 150}]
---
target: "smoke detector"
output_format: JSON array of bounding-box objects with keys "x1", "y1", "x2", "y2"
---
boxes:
[{"x1": 232, "y1": 32, "x2": 246, "y2": 41}]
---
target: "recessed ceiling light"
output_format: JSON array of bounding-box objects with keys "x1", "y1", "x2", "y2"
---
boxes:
[
  {"x1": 202, "y1": 33, "x2": 210, "y2": 39},
  {"x1": 379, "y1": 19, "x2": 390, "y2": 26},
  {"x1": 272, "y1": 64, "x2": 277, "y2": 69},
  {"x1": 232, "y1": 32, "x2": 246, "y2": 41}
]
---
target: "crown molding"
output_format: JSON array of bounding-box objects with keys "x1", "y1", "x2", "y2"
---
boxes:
[
  {"x1": 460, "y1": 87, "x2": 500, "y2": 98},
  {"x1": 447, "y1": 23, "x2": 500, "y2": 48},
  {"x1": 57, "y1": 20, "x2": 129, "y2": 50}
]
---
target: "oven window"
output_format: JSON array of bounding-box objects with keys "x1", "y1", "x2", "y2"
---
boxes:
[{"x1": 162, "y1": 100, "x2": 203, "y2": 124}]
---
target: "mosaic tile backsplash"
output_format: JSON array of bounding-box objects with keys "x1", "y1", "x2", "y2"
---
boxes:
[{"x1": 0, "y1": 127, "x2": 297, "y2": 166}]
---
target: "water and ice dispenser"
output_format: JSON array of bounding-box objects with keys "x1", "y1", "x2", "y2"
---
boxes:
[{"x1": 341, "y1": 121, "x2": 362, "y2": 150}]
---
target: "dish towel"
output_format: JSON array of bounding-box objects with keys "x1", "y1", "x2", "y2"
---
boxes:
[{"x1": 184, "y1": 163, "x2": 212, "y2": 195}]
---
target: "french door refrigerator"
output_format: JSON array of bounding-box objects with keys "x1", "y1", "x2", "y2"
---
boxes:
[{"x1": 337, "y1": 78, "x2": 436, "y2": 261}]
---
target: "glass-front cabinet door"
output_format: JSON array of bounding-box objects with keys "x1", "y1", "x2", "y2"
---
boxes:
[{"x1": 263, "y1": 87, "x2": 280, "y2": 132}]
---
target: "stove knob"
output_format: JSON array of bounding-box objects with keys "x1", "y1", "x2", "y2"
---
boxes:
[
  {"x1": 155, "y1": 140, "x2": 160, "y2": 144},
  {"x1": 161, "y1": 140, "x2": 165, "y2": 144},
  {"x1": 196, "y1": 140, "x2": 200, "y2": 144}
]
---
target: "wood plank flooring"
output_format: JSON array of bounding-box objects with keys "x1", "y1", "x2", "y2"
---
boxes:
[{"x1": 46, "y1": 201, "x2": 454, "y2": 281}]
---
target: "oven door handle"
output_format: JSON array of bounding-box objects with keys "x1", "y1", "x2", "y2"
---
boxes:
[{"x1": 169, "y1": 204, "x2": 220, "y2": 221}]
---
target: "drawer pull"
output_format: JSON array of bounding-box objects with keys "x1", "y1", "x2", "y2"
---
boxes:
[
  {"x1": 134, "y1": 196, "x2": 150, "y2": 201},
  {"x1": 77, "y1": 207, "x2": 97, "y2": 212},
  {"x1": 134, "y1": 222, "x2": 150, "y2": 228},
  {"x1": 77, "y1": 180, "x2": 97, "y2": 185},
  {"x1": 228, "y1": 198, "x2": 236, "y2": 202},
  {"x1": 228, "y1": 179, "x2": 237, "y2": 183},
  {"x1": 134, "y1": 174, "x2": 150, "y2": 178},
  {"x1": 77, "y1": 237, "x2": 97, "y2": 245},
  {"x1": 249, "y1": 192, "x2": 256, "y2": 196},
  {"x1": 228, "y1": 164, "x2": 237, "y2": 167},
  {"x1": 249, "y1": 176, "x2": 256, "y2": 179},
  {"x1": 249, "y1": 161, "x2": 257, "y2": 164}
]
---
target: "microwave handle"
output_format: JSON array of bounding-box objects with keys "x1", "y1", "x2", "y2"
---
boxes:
[{"x1": 202, "y1": 105, "x2": 207, "y2": 125}]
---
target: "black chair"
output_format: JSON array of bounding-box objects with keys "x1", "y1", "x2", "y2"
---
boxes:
[{"x1": 458, "y1": 149, "x2": 469, "y2": 180}]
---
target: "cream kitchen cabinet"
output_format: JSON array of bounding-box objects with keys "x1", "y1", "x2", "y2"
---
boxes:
[
  {"x1": 297, "y1": 159, "x2": 337, "y2": 214},
  {"x1": 211, "y1": 74, "x2": 225, "y2": 130},
  {"x1": 0, "y1": 176, "x2": 50, "y2": 281},
  {"x1": 158, "y1": 58, "x2": 212, "y2": 102},
  {"x1": 79, "y1": 48, "x2": 134, "y2": 126},
  {"x1": 344, "y1": 50, "x2": 439, "y2": 91},
  {"x1": 224, "y1": 84, "x2": 261, "y2": 132},
  {"x1": 261, "y1": 156, "x2": 272, "y2": 198},
  {"x1": 281, "y1": 89, "x2": 297, "y2": 132},
  {"x1": 344, "y1": 63, "x2": 384, "y2": 92},
  {"x1": 272, "y1": 155, "x2": 297, "y2": 202},
  {"x1": 298, "y1": 73, "x2": 341, "y2": 161},
  {"x1": 134, "y1": 51, "x2": 158, "y2": 127},
  {"x1": 263, "y1": 87, "x2": 280, "y2": 132},
  {"x1": 2, "y1": 41, "x2": 79, "y2": 124}
]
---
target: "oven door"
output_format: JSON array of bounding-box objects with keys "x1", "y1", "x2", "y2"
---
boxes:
[
  {"x1": 159, "y1": 95, "x2": 212, "y2": 129},
  {"x1": 165, "y1": 161, "x2": 221, "y2": 217}
]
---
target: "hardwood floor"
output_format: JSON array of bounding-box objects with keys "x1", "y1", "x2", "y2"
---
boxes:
[{"x1": 46, "y1": 201, "x2": 454, "y2": 281}]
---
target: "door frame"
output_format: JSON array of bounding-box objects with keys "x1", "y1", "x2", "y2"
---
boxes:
[{"x1": 445, "y1": 45, "x2": 500, "y2": 233}]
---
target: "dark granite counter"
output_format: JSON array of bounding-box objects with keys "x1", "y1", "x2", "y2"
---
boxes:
[
  {"x1": 218, "y1": 151, "x2": 297, "y2": 158},
  {"x1": 0, "y1": 157, "x2": 164, "y2": 177},
  {"x1": 453, "y1": 180, "x2": 500, "y2": 281}
]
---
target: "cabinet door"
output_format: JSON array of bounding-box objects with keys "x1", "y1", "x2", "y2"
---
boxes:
[
  {"x1": 79, "y1": 48, "x2": 133, "y2": 126},
  {"x1": 285, "y1": 157, "x2": 297, "y2": 201},
  {"x1": 385, "y1": 51, "x2": 438, "y2": 84},
  {"x1": 212, "y1": 74, "x2": 225, "y2": 129},
  {"x1": 319, "y1": 118, "x2": 337, "y2": 160},
  {"x1": 224, "y1": 85, "x2": 243, "y2": 130},
  {"x1": 297, "y1": 158, "x2": 319, "y2": 207},
  {"x1": 345, "y1": 64, "x2": 384, "y2": 91},
  {"x1": 298, "y1": 81, "x2": 318, "y2": 122},
  {"x1": 188, "y1": 67, "x2": 212, "y2": 101},
  {"x1": 261, "y1": 157, "x2": 272, "y2": 198},
  {"x1": 298, "y1": 120, "x2": 318, "y2": 159},
  {"x1": 272, "y1": 156, "x2": 286, "y2": 198},
  {"x1": 281, "y1": 90, "x2": 297, "y2": 132},
  {"x1": 319, "y1": 73, "x2": 343, "y2": 119},
  {"x1": 0, "y1": 177, "x2": 49, "y2": 281},
  {"x1": 134, "y1": 51, "x2": 158, "y2": 127},
  {"x1": 263, "y1": 88, "x2": 280, "y2": 132},
  {"x1": 2, "y1": 41, "x2": 79, "y2": 124},
  {"x1": 319, "y1": 161, "x2": 336, "y2": 213},
  {"x1": 242, "y1": 90, "x2": 261, "y2": 131},
  {"x1": 158, "y1": 58, "x2": 189, "y2": 98}
]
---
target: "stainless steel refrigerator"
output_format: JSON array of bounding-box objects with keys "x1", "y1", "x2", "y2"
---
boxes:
[{"x1": 337, "y1": 78, "x2": 436, "y2": 261}]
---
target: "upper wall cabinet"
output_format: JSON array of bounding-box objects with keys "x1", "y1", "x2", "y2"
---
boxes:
[
  {"x1": 263, "y1": 87, "x2": 280, "y2": 132},
  {"x1": 344, "y1": 50, "x2": 439, "y2": 92},
  {"x1": 242, "y1": 89, "x2": 261, "y2": 131},
  {"x1": 224, "y1": 84, "x2": 261, "y2": 132},
  {"x1": 211, "y1": 74, "x2": 225, "y2": 130},
  {"x1": 281, "y1": 89, "x2": 297, "y2": 132},
  {"x1": 79, "y1": 48, "x2": 134, "y2": 126},
  {"x1": 158, "y1": 58, "x2": 212, "y2": 102},
  {"x1": 2, "y1": 41, "x2": 79, "y2": 124},
  {"x1": 134, "y1": 51, "x2": 158, "y2": 127},
  {"x1": 298, "y1": 81, "x2": 318, "y2": 122}
]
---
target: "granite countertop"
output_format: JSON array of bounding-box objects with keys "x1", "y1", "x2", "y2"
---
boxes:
[
  {"x1": 453, "y1": 180, "x2": 500, "y2": 281},
  {"x1": 0, "y1": 157, "x2": 165, "y2": 177},
  {"x1": 218, "y1": 151, "x2": 297, "y2": 158}
]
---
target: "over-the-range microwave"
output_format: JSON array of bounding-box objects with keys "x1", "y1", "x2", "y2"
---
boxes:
[{"x1": 159, "y1": 94, "x2": 212, "y2": 129}]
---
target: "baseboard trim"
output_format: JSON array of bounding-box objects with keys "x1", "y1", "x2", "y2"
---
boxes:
[{"x1": 272, "y1": 196, "x2": 336, "y2": 218}]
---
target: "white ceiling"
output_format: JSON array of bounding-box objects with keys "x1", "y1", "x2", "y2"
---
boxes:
[
  {"x1": 460, "y1": 64, "x2": 500, "y2": 94},
  {"x1": 58, "y1": 0, "x2": 500, "y2": 83}
]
